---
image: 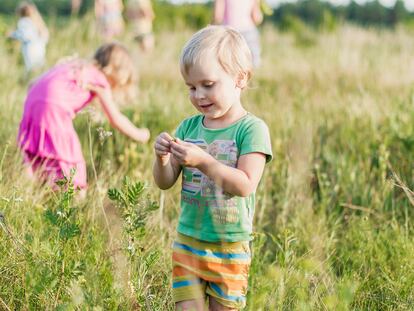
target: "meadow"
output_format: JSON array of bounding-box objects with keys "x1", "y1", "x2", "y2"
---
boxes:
[{"x1": 0, "y1": 14, "x2": 414, "y2": 310}]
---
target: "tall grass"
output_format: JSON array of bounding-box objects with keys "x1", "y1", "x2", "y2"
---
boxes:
[{"x1": 0, "y1": 15, "x2": 413, "y2": 310}]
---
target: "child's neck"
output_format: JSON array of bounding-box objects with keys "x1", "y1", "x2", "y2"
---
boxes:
[{"x1": 203, "y1": 103, "x2": 247, "y2": 129}]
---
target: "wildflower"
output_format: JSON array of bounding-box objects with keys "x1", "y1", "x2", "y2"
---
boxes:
[{"x1": 97, "y1": 127, "x2": 113, "y2": 145}]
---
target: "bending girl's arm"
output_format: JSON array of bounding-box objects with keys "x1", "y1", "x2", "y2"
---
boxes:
[
  {"x1": 171, "y1": 140, "x2": 266, "y2": 197},
  {"x1": 89, "y1": 85, "x2": 150, "y2": 143},
  {"x1": 213, "y1": 0, "x2": 225, "y2": 24},
  {"x1": 153, "y1": 132, "x2": 182, "y2": 189}
]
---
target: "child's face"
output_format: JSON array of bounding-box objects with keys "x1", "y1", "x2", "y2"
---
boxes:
[{"x1": 182, "y1": 54, "x2": 244, "y2": 125}]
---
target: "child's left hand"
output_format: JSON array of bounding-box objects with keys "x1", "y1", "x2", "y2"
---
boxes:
[{"x1": 170, "y1": 138, "x2": 212, "y2": 168}]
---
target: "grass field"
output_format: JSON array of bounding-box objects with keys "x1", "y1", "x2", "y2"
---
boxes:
[{"x1": 0, "y1": 15, "x2": 414, "y2": 310}]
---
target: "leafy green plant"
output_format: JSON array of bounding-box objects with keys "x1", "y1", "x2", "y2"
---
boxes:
[{"x1": 108, "y1": 177, "x2": 159, "y2": 305}]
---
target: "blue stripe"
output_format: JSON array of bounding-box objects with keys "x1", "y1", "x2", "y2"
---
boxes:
[
  {"x1": 210, "y1": 283, "x2": 246, "y2": 302},
  {"x1": 172, "y1": 279, "x2": 201, "y2": 288},
  {"x1": 185, "y1": 140, "x2": 205, "y2": 144},
  {"x1": 173, "y1": 242, "x2": 250, "y2": 260}
]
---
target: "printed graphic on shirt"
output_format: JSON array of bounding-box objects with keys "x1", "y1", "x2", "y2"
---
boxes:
[{"x1": 182, "y1": 139, "x2": 240, "y2": 224}]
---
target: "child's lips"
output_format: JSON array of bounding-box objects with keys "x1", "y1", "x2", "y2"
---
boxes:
[{"x1": 199, "y1": 103, "x2": 213, "y2": 109}]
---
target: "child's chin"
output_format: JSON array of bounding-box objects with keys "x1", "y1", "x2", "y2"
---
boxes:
[{"x1": 204, "y1": 112, "x2": 221, "y2": 120}]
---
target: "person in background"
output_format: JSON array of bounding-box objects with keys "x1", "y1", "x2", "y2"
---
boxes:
[
  {"x1": 9, "y1": 1, "x2": 49, "y2": 76},
  {"x1": 126, "y1": 0, "x2": 155, "y2": 53},
  {"x1": 153, "y1": 26, "x2": 272, "y2": 310},
  {"x1": 213, "y1": 0, "x2": 263, "y2": 68},
  {"x1": 71, "y1": 0, "x2": 82, "y2": 15},
  {"x1": 18, "y1": 43, "x2": 150, "y2": 191},
  {"x1": 95, "y1": 0, "x2": 124, "y2": 41}
]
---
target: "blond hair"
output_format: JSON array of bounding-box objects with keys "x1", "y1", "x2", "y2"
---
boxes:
[
  {"x1": 93, "y1": 43, "x2": 137, "y2": 100},
  {"x1": 17, "y1": 2, "x2": 49, "y2": 42},
  {"x1": 180, "y1": 25, "x2": 253, "y2": 82}
]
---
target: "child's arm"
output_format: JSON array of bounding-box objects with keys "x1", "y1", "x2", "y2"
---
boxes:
[
  {"x1": 9, "y1": 19, "x2": 31, "y2": 42},
  {"x1": 153, "y1": 132, "x2": 182, "y2": 189},
  {"x1": 170, "y1": 139, "x2": 266, "y2": 197},
  {"x1": 213, "y1": 0, "x2": 225, "y2": 24},
  {"x1": 143, "y1": 3, "x2": 155, "y2": 20},
  {"x1": 251, "y1": 0, "x2": 264, "y2": 26},
  {"x1": 87, "y1": 84, "x2": 150, "y2": 143},
  {"x1": 95, "y1": 0, "x2": 103, "y2": 18}
]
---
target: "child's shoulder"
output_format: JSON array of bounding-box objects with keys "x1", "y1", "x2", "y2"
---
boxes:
[
  {"x1": 17, "y1": 17, "x2": 34, "y2": 28},
  {"x1": 175, "y1": 114, "x2": 203, "y2": 137},
  {"x1": 178, "y1": 114, "x2": 204, "y2": 128},
  {"x1": 239, "y1": 112, "x2": 269, "y2": 131}
]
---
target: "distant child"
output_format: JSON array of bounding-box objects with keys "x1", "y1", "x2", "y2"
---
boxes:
[
  {"x1": 153, "y1": 26, "x2": 272, "y2": 310},
  {"x1": 71, "y1": 0, "x2": 82, "y2": 15},
  {"x1": 95, "y1": 0, "x2": 124, "y2": 40},
  {"x1": 9, "y1": 1, "x2": 49, "y2": 74},
  {"x1": 18, "y1": 43, "x2": 150, "y2": 190},
  {"x1": 213, "y1": 0, "x2": 263, "y2": 68},
  {"x1": 126, "y1": 0, "x2": 155, "y2": 53}
]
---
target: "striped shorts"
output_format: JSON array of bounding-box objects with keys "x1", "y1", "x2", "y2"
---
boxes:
[{"x1": 172, "y1": 233, "x2": 251, "y2": 309}]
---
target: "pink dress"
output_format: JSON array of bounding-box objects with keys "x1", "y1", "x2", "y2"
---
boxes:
[
  {"x1": 222, "y1": 0, "x2": 255, "y2": 32},
  {"x1": 18, "y1": 61, "x2": 110, "y2": 189},
  {"x1": 221, "y1": 0, "x2": 261, "y2": 67}
]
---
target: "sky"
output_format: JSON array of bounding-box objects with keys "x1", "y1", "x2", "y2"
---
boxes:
[{"x1": 168, "y1": 0, "x2": 414, "y2": 11}]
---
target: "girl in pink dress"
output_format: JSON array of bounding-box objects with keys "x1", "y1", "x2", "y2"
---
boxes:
[
  {"x1": 213, "y1": 0, "x2": 263, "y2": 68},
  {"x1": 95, "y1": 0, "x2": 124, "y2": 40},
  {"x1": 18, "y1": 43, "x2": 150, "y2": 189}
]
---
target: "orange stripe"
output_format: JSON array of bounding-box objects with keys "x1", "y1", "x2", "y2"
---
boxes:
[
  {"x1": 172, "y1": 265, "x2": 247, "y2": 291},
  {"x1": 173, "y1": 251, "x2": 248, "y2": 274},
  {"x1": 173, "y1": 266, "x2": 194, "y2": 277}
]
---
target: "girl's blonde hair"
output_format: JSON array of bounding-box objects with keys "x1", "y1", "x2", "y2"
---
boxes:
[
  {"x1": 93, "y1": 43, "x2": 137, "y2": 100},
  {"x1": 17, "y1": 2, "x2": 49, "y2": 42},
  {"x1": 180, "y1": 25, "x2": 253, "y2": 82}
]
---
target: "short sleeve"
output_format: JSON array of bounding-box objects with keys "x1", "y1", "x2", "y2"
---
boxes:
[
  {"x1": 239, "y1": 119, "x2": 273, "y2": 163},
  {"x1": 174, "y1": 119, "x2": 187, "y2": 140},
  {"x1": 83, "y1": 65, "x2": 111, "y2": 90}
]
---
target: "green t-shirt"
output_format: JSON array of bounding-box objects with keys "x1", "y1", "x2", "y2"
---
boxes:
[{"x1": 175, "y1": 113, "x2": 273, "y2": 242}]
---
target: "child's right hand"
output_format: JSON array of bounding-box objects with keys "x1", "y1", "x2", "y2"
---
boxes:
[{"x1": 154, "y1": 132, "x2": 174, "y2": 161}]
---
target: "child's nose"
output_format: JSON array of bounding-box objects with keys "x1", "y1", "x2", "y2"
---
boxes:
[{"x1": 195, "y1": 89, "x2": 206, "y2": 99}]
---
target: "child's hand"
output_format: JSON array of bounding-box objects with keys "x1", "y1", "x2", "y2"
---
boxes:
[
  {"x1": 170, "y1": 138, "x2": 211, "y2": 168},
  {"x1": 154, "y1": 132, "x2": 174, "y2": 162},
  {"x1": 137, "y1": 128, "x2": 150, "y2": 143}
]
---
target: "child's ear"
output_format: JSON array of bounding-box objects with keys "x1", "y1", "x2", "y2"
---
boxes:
[{"x1": 236, "y1": 72, "x2": 249, "y2": 89}]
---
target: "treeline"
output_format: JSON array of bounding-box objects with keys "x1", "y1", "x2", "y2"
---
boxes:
[
  {"x1": 272, "y1": 0, "x2": 412, "y2": 29},
  {"x1": 0, "y1": 0, "x2": 413, "y2": 29}
]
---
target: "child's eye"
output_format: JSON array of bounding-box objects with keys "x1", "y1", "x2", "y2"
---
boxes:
[
  {"x1": 203, "y1": 82, "x2": 214, "y2": 88},
  {"x1": 189, "y1": 86, "x2": 196, "y2": 91}
]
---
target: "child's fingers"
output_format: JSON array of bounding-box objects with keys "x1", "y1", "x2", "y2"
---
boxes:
[
  {"x1": 170, "y1": 141, "x2": 186, "y2": 153},
  {"x1": 157, "y1": 136, "x2": 172, "y2": 148},
  {"x1": 172, "y1": 138, "x2": 192, "y2": 147},
  {"x1": 170, "y1": 146, "x2": 185, "y2": 161},
  {"x1": 154, "y1": 141, "x2": 170, "y2": 152},
  {"x1": 161, "y1": 132, "x2": 175, "y2": 142},
  {"x1": 155, "y1": 150, "x2": 169, "y2": 156}
]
